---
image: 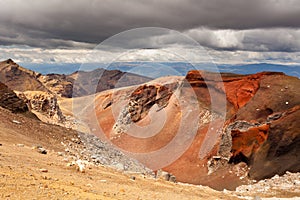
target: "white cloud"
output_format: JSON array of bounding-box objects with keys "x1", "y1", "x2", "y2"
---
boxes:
[
  {"x1": 185, "y1": 28, "x2": 300, "y2": 52},
  {"x1": 185, "y1": 29, "x2": 244, "y2": 50},
  {"x1": 1, "y1": 27, "x2": 300, "y2": 65},
  {"x1": 1, "y1": 45, "x2": 300, "y2": 66}
]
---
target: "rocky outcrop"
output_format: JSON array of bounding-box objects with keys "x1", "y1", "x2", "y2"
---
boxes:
[
  {"x1": 128, "y1": 84, "x2": 174, "y2": 122},
  {"x1": 0, "y1": 81, "x2": 28, "y2": 113},
  {"x1": 112, "y1": 84, "x2": 175, "y2": 136},
  {"x1": 229, "y1": 122, "x2": 269, "y2": 164},
  {"x1": 91, "y1": 70, "x2": 300, "y2": 190},
  {"x1": 38, "y1": 74, "x2": 74, "y2": 98},
  {"x1": 17, "y1": 91, "x2": 66, "y2": 125}
]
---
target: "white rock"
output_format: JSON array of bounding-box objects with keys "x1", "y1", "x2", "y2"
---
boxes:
[
  {"x1": 39, "y1": 168, "x2": 48, "y2": 172},
  {"x1": 66, "y1": 161, "x2": 75, "y2": 167},
  {"x1": 12, "y1": 120, "x2": 21, "y2": 124},
  {"x1": 76, "y1": 160, "x2": 86, "y2": 173}
]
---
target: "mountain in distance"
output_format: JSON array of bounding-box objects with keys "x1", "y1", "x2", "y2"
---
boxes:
[
  {"x1": 0, "y1": 59, "x2": 152, "y2": 98},
  {"x1": 22, "y1": 61, "x2": 300, "y2": 79},
  {"x1": 218, "y1": 63, "x2": 300, "y2": 78},
  {"x1": 21, "y1": 62, "x2": 82, "y2": 75},
  {"x1": 112, "y1": 62, "x2": 300, "y2": 78},
  {"x1": 70, "y1": 68, "x2": 152, "y2": 97}
]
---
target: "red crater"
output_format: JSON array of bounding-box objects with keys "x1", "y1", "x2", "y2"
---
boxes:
[{"x1": 93, "y1": 70, "x2": 300, "y2": 190}]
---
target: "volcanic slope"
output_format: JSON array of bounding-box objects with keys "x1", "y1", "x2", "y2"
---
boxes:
[{"x1": 82, "y1": 70, "x2": 300, "y2": 190}]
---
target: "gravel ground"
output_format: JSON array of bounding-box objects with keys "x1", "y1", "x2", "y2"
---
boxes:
[
  {"x1": 61, "y1": 131, "x2": 154, "y2": 176},
  {"x1": 63, "y1": 130, "x2": 300, "y2": 199},
  {"x1": 235, "y1": 171, "x2": 300, "y2": 198}
]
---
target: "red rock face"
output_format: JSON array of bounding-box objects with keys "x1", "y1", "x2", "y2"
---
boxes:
[
  {"x1": 223, "y1": 74, "x2": 261, "y2": 110},
  {"x1": 230, "y1": 124, "x2": 269, "y2": 161},
  {"x1": 92, "y1": 71, "x2": 300, "y2": 190}
]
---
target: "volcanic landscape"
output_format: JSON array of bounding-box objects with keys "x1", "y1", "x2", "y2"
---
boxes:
[{"x1": 0, "y1": 58, "x2": 299, "y2": 199}]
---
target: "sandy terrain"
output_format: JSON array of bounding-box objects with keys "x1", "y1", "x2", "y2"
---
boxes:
[{"x1": 0, "y1": 107, "x2": 239, "y2": 200}]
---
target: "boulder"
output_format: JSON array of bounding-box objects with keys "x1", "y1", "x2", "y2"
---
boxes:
[{"x1": 0, "y1": 81, "x2": 28, "y2": 113}]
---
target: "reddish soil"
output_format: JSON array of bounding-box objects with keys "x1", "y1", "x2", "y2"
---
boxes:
[{"x1": 92, "y1": 71, "x2": 300, "y2": 190}]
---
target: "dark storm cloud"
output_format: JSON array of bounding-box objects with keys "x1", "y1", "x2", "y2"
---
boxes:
[{"x1": 0, "y1": 0, "x2": 299, "y2": 50}]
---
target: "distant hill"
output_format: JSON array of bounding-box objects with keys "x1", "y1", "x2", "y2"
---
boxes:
[
  {"x1": 22, "y1": 62, "x2": 300, "y2": 79},
  {"x1": 0, "y1": 59, "x2": 152, "y2": 98},
  {"x1": 70, "y1": 68, "x2": 152, "y2": 97},
  {"x1": 0, "y1": 59, "x2": 48, "y2": 92},
  {"x1": 217, "y1": 63, "x2": 300, "y2": 78}
]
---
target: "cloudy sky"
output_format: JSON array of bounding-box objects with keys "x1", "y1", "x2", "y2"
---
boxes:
[{"x1": 0, "y1": 0, "x2": 300, "y2": 65}]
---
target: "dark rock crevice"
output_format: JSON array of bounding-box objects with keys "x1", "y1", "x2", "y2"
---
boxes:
[
  {"x1": 128, "y1": 84, "x2": 174, "y2": 122},
  {"x1": 208, "y1": 120, "x2": 268, "y2": 174},
  {"x1": 0, "y1": 82, "x2": 28, "y2": 113},
  {"x1": 112, "y1": 83, "x2": 177, "y2": 136},
  {"x1": 209, "y1": 105, "x2": 300, "y2": 183}
]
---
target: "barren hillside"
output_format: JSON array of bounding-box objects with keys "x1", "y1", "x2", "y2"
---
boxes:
[
  {"x1": 0, "y1": 60, "x2": 299, "y2": 199},
  {"x1": 86, "y1": 71, "x2": 300, "y2": 190}
]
